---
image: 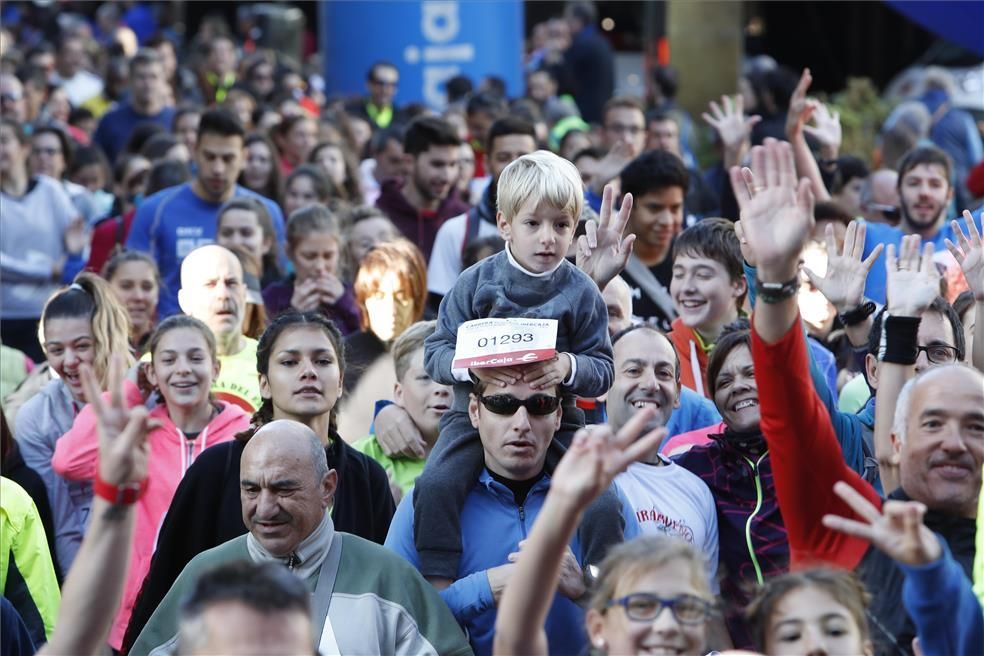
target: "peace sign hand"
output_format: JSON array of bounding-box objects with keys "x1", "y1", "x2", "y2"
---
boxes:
[
  {"x1": 80, "y1": 353, "x2": 157, "y2": 487},
  {"x1": 549, "y1": 407, "x2": 665, "y2": 512},
  {"x1": 822, "y1": 481, "x2": 942, "y2": 567},
  {"x1": 576, "y1": 184, "x2": 635, "y2": 289}
]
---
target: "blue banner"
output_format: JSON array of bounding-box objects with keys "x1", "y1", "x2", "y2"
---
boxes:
[
  {"x1": 320, "y1": 1, "x2": 524, "y2": 109},
  {"x1": 886, "y1": 1, "x2": 984, "y2": 57}
]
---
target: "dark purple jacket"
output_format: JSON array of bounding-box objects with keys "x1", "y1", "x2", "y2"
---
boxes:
[
  {"x1": 375, "y1": 178, "x2": 469, "y2": 261},
  {"x1": 673, "y1": 430, "x2": 788, "y2": 647},
  {"x1": 261, "y1": 276, "x2": 362, "y2": 336}
]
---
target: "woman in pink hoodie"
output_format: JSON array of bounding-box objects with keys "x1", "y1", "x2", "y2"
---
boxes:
[{"x1": 52, "y1": 314, "x2": 250, "y2": 650}]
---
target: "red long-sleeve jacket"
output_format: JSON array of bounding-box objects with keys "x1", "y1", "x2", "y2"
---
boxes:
[{"x1": 751, "y1": 316, "x2": 881, "y2": 570}]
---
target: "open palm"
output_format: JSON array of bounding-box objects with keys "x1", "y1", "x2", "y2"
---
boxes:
[
  {"x1": 731, "y1": 140, "x2": 815, "y2": 273},
  {"x1": 885, "y1": 235, "x2": 940, "y2": 317},
  {"x1": 804, "y1": 221, "x2": 884, "y2": 312},
  {"x1": 945, "y1": 210, "x2": 984, "y2": 298}
]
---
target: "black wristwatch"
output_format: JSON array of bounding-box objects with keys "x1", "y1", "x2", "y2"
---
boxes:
[{"x1": 838, "y1": 300, "x2": 877, "y2": 327}]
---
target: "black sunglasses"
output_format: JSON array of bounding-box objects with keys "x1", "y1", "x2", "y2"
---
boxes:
[{"x1": 479, "y1": 394, "x2": 561, "y2": 416}]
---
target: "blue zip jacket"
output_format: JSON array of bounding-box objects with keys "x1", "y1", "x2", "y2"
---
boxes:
[
  {"x1": 385, "y1": 470, "x2": 638, "y2": 656},
  {"x1": 900, "y1": 539, "x2": 983, "y2": 656}
]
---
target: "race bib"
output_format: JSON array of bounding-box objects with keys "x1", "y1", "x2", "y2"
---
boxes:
[{"x1": 453, "y1": 318, "x2": 558, "y2": 369}]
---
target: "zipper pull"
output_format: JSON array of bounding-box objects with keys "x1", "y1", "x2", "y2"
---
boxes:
[{"x1": 286, "y1": 552, "x2": 299, "y2": 570}]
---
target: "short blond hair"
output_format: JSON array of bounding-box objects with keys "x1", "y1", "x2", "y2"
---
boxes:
[
  {"x1": 496, "y1": 150, "x2": 583, "y2": 224},
  {"x1": 392, "y1": 320, "x2": 436, "y2": 382}
]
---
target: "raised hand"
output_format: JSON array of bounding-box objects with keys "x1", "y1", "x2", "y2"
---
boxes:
[
  {"x1": 589, "y1": 139, "x2": 635, "y2": 196},
  {"x1": 702, "y1": 94, "x2": 760, "y2": 168},
  {"x1": 802, "y1": 101, "x2": 842, "y2": 159},
  {"x1": 804, "y1": 221, "x2": 884, "y2": 313},
  {"x1": 549, "y1": 407, "x2": 665, "y2": 512},
  {"x1": 785, "y1": 68, "x2": 816, "y2": 140},
  {"x1": 80, "y1": 352, "x2": 129, "y2": 433},
  {"x1": 945, "y1": 210, "x2": 984, "y2": 299},
  {"x1": 821, "y1": 481, "x2": 941, "y2": 567},
  {"x1": 885, "y1": 234, "x2": 940, "y2": 317},
  {"x1": 64, "y1": 217, "x2": 90, "y2": 255},
  {"x1": 80, "y1": 353, "x2": 154, "y2": 487},
  {"x1": 730, "y1": 139, "x2": 815, "y2": 281},
  {"x1": 576, "y1": 184, "x2": 635, "y2": 289}
]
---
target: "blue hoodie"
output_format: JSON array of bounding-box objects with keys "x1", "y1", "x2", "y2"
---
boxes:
[{"x1": 125, "y1": 183, "x2": 286, "y2": 317}]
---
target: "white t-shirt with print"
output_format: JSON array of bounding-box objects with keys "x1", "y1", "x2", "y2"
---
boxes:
[{"x1": 616, "y1": 458, "x2": 720, "y2": 591}]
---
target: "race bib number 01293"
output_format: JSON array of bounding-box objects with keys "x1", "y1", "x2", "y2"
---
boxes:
[{"x1": 452, "y1": 318, "x2": 558, "y2": 369}]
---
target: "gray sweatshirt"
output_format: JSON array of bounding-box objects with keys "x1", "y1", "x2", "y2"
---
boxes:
[
  {"x1": 14, "y1": 379, "x2": 90, "y2": 574},
  {"x1": 425, "y1": 248, "x2": 613, "y2": 412}
]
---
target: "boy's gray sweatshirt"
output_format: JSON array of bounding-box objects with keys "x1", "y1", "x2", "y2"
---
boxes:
[{"x1": 425, "y1": 249, "x2": 613, "y2": 412}]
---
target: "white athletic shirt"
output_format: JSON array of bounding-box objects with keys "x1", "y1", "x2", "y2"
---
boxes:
[{"x1": 616, "y1": 457, "x2": 720, "y2": 591}]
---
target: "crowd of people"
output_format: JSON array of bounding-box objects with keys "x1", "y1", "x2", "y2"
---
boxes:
[{"x1": 1, "y1": 2, "x2": 983, "y2": 655}]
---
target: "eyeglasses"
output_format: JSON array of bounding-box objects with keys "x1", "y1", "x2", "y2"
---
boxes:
[
  {"x1": 915, "y1": 344, "x2": 959, "y2": 364},
  {"x1": 370, "y1": 78, "x2": 398, "y2": 88},
  {"x1": 605, "y1": 593, "x2": 715, "y2": 625},
  {"x1": 479, "y1": 394, "x2": 561, "y2": 416}
]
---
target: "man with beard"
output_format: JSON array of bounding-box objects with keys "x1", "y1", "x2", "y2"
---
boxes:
[
  {"x1": 375, "y1": 116, "x2": 469, "y2": 262},
  {"x1": 126, "y1": 110, "x2": 285, "y2": 318},
  {"x1": 860, "y1": 145, "x2": 982, "y2": 304},
  {"x1": 176, "y1": 245, "x2": 262, "y2": 411}
]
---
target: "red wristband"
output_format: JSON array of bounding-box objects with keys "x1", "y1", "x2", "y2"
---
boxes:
[{"x1": 93, "y1": 474, "x2": 148, "y2": 505}]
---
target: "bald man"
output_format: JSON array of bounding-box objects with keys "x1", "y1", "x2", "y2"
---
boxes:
[
  {"x1": 860, "y1": 168, "x2": 900, "y2": 225},
  {"x1": 601, "y1": 275, "x2": 634, "y2": 338},
  {"x1": 176, "y1": 244, "x2": 261, "y2": 411},
  {"x1": 133, "y1": 420, "x2": 471, "y2": 656}
]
